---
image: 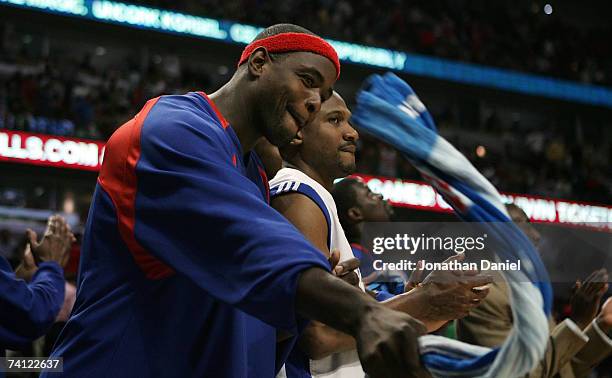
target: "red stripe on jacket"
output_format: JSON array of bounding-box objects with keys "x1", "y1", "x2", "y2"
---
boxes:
[{"x1": 98, "y1": 97, "x2": 174, "y2": 279}]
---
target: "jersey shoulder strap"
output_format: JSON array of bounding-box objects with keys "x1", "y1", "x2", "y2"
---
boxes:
[{"x1": 270, "y1": 180, "x2": 332, "y2": 251}]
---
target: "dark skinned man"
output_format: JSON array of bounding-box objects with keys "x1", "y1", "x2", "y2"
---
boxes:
[
  {"x1": 45, "y1": 24, "x2": 428, "y2": 378},
  {"x1": 1, "y1": 216, "x2": 74, "y2": 357},
  {"x1": 332, "y1": 177, "x2": 410, "y2": 296},
  {"x1": 268, "y1": 92, "x2": 491, "y2": 377}
]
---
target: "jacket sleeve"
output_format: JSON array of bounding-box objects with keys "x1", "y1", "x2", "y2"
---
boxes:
[
  {"x1": 456, "y1": 280, "x2": 596, "y2": 378},
  {"x1": 0, "y1": 259, "x2": 65, "y2": 347},
  {"x1": 569, "y1": 319, "x2": 612, "y2": 377},
  {"x1": 455, "y1": 281, "x2": 514, "y2": 348},
  {"x1": 526, "y1": 318, "x2": 589, "y2": 378},
  {"x1": 108, "y1": 100, "x2": 330, "y2": 332}
]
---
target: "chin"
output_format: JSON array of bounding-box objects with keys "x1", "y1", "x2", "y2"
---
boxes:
[
  {"x1": 264, "y1": 122, "x2": 295, "y2": 148},
  {"x1": 339, "y1": 162, "x2": 356, "y2": 175}
]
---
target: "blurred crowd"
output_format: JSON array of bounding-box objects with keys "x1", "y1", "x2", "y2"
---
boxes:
[
  {"x1": 132, "y1": 0, "x2": 612, "y2": 86},
  {"x1": 0, "y1": 6, "x2": 611, "y2": 373},
  {"x1": 0, "y1": 15, "x2": 610, "y2": 205},
  {"x1": 0, "y1": 44, "x2": 208, "y2": 140},
  {"x1": 356, "y1": 127, "x2": 612, "y2": 204}
]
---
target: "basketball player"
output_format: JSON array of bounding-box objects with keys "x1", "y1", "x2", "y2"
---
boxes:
[
  {"x1": 332, "y1": 176, "x2": 408, "y2": 297},
  {"x1": 268, "y1": 92, "x2": 492, "y2": 377},
  {"x1": 45, "y1": 25, "x2": 427, "y2": 378},
  {"x1": 1, "y1": 216, "x2": 73, "y2": 354}
]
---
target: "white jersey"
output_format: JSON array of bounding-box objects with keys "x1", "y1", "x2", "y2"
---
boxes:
[{"x1": 270, "y1": 168, "x2": 365, "y2": 378}]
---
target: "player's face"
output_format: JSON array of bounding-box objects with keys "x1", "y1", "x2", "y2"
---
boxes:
[
  {"x1": 353, "y1": 181, "x2": 391, "y2": 222},
  {"x1": 257, "y1": 52, "x2": 336, "y2": 148},
  {"x1": 301, "y1": 93, "x2": 358, "y2": 178}
]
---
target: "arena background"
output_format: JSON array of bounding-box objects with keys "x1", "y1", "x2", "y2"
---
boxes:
[{"x1": 0, "y1": 0, "x2": 610, "y2": 376}]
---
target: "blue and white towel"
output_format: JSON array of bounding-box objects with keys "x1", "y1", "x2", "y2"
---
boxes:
[{"x1": 352, "y1": 73, "x2": 553, "y2": 378}]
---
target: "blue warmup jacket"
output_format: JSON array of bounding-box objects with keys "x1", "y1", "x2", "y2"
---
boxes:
[
  {"x1": 0, "y1": 256, "x2": 64, "y2": 350},
  {"x1": 44, "y1": 92, "x2": 329, "y2": 378}
]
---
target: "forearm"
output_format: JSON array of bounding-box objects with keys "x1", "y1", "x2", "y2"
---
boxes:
[
  {"x1": 382, "y1": 290, "x2": 445, "y2": 332},
  {"x1": 300, "y1": 291, "x2": 434, "y2": 360},
  {"x1": 296, "y1": 267, "x2": 378, "y2": 336},
  {"x1": 300, "y1": 321, "x2": 356, "y2": 360},
  {"x1": 301, "y1": 296, "x2": 441, "y2": 360},
  {"x1": 0, "y1": 262, "x2": 64, "y2": 338},
  {"x1": 19, "y1": 262, "x2": 65, "y2": 331}
]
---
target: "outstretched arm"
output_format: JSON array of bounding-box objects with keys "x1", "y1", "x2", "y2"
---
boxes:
[
  {"x1": 0, "y1": 216, "x2": 73, "y2": 347},
  {"x1": 273, "y1": 192, "x2": 489, "y2": 360},
  {"x1": 108, "y1": 99, "x2": 427, "y2": 378}
]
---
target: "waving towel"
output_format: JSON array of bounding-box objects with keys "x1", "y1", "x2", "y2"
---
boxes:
[{"x1": 352, "y1": 72, "x2": 553, "y2": 378}]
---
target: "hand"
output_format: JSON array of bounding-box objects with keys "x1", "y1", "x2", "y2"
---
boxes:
[
  {"x1": 27, "y1": 215, "x2": 75, "y2": 267},
  {"x1": 328, "y1": 249, "x2": 361, "y2": 287},
  {"x1": 406, "y1": 254, "x2": 492, "y2": 330},
  {"x1": 570, "y1": 269, "x2": 608, "y2": 330},
  {"x1": 596, "y1": 296, "x2": 612, "y2": 333},
  {"x1": 356, "y1": 304, "x2": 429, "y2": 378},
  {"x1": 14, "y1": 244, "x2": 38, "y2": 282}
]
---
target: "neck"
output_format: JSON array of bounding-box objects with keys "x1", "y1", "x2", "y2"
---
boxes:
[
  {"x1": 346, "y1": 224, "x2": 363, "y2": 244},
  {"x1": 287, "y1": 159, "x2": 334, "y2": 191},
  {"x1": 209, "y1": 78, "x2": 261, "y2": 153}
]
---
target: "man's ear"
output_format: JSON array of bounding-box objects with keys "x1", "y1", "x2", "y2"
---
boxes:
[
  {"x1": 289, "y1": 129, "x2": 304, "y2": 147},
  {"x1": 347, "y1": 206, "x2": 364, "y2": 222},
  {"x1": 248, "y1": 48, "x2": 270, "y2": 78}
]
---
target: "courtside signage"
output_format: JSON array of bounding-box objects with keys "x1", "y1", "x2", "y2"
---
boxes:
[
  {"x1": 1, "y1": 0, "x2": 611, "y2": 107},
  {"x1": 355, "y1": 174, "x2": 612, "y2": 229},
  {"x1": 1, "y1": 132, "x2": 609, "y2": 227},
  {"x1": 0, "y1": 130, "x2": 104, "y2": 171}
]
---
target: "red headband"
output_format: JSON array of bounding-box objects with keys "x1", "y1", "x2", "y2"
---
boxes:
[{"x1": 238, "y1": 32, "x2": 340, "y2": 79}]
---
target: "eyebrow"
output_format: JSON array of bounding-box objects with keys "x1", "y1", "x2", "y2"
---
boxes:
[
  {"x1": 326, "y1": 109, "x2": 351, "y2": 119},
  {"x1": 299, "y1": 66, "x2": 334, "y2": 96}
]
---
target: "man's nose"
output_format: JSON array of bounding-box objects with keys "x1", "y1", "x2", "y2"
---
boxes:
[
  {"x1": 305, "y1": 90, "x2": 322, "y2": 115},
  {"x1": 345, "y1": 126, "x2": 359, "y2": 141}
]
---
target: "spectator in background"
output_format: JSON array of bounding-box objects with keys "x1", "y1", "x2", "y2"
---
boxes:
[
  {"x1": 456, "y1": 204, "x2": 612, "y2": 377},
  {"x1": 0, "y1": 228, "x2": 16, "y2": 260},
  {"x1": 377, "y1": 143, "x2": 398, "y2": 178},
  {"x1": 354, "y1": 136, "x2": 379, "y2": 175},
  {"x1": 332, "y1": 177, "x2": 407, "y2": 295},
  {"x1": 1, "y1": 215, "x2": 75, "y2": 356},
  {"x1": 0, "y1": 11, "x2": 610, "y2": 204}
]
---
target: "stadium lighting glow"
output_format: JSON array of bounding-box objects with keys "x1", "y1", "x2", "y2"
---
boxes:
[
  {"x1": 1, "y1": 130, "x2": 610, "y2": 228},
  {"x1": 328, "y1": 39, "x2": 407, "y2": 70},
  {"x1": 1, "y1": 0, "x2": 612, "y2": 108},
  {"x1": 476, "y1": 145, "x2": 486, "y2": 157},
  {"x1": 228, "y1": 23, "x2": 263, "y2": 44},
  {"x1": 0, "y1": 0, "x2": 88, "y2": 15},
  {"x1": 355, "y1": 174, "x2": 612, "y2": 228},
  {"x1": 90, "y1": 0, "x2": 227, "y2": 40},
  {"x1": 544, "y1": 4, "x2": 553, "y2": 15}
]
